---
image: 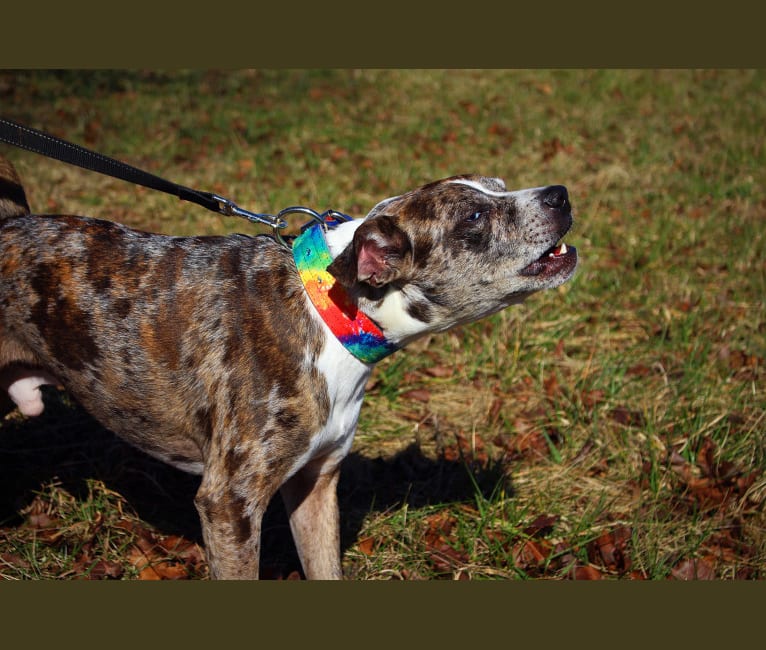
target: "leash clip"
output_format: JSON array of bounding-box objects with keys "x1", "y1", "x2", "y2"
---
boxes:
[
  {"x1": 271, "y1": 206, "x2": 355, "y2": 250},
  {"x1": 210, "y1": 195, "x2": 354, "y2": 251},
  {"x1": 212, "y1": 194, "x2": 289, "y2": 230}
]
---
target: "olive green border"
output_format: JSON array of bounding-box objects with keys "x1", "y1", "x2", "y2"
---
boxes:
[
  {"x1": 1, "y1": 0, "x2": 764, "y2": 645},
  {"x1": 1, "y1": 1, "x2": 764, "y2": 67},
  {"x1": 2, "y1": 582, "x2": 765, "y2": 643}
]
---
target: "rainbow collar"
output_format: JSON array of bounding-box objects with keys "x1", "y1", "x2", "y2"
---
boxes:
[{"x1": 292, "y1": 222, "x2": 398, "y2": 364}]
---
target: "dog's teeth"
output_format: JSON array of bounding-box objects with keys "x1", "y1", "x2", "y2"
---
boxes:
[
  {"x1": 548, "y1": 244, "x2": 567, "y2": 257},
  {"x1": 548, "y1": 243, "x2": 568, "y2": 258}
]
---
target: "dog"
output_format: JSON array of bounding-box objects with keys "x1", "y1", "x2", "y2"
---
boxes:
[{"x1": 0, "y1": 154, "x2": 577, "y2": 579}]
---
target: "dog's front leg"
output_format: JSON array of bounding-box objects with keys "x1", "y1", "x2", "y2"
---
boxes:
[
  {"x1": 194, "y1": 471, "x2": 266, "y2": 580},
  {"x1": 280, "y1": 455, "x2": 343, "y2": 580}
]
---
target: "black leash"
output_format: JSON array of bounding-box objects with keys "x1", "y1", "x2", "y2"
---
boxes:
[{"x1": 0, "y1": 117, "x2": 287, "y2": 230}]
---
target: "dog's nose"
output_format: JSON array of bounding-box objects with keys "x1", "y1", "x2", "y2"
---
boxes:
[{"x1": 542, "y1": 185, "x2": 569, "y2": 210}]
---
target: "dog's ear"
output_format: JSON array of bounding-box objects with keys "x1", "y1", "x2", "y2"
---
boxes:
[{"x1": 328, "y1": 215, "x2": 411, "y2": 288}]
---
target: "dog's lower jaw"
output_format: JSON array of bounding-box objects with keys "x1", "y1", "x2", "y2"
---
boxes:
[
  {"x1": 356, "y1": 286, "x2": 430, "y2": 346},
  {"x1": 340, "y1": 277, "x2": 538, "y2": 349}
]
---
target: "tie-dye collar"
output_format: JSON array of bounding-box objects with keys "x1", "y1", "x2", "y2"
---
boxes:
[{"x1": 292, "y1": 222, "x2": 398, "y2": 364}]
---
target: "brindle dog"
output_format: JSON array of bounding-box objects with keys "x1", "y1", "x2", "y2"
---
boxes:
[{"x1": 0, "y1": 155, "x2": 577, "y2": 578}]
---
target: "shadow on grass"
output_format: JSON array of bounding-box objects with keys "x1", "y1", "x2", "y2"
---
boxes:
[{"x1": 0, "y1": 389, "x2": 509, "y2": 579}]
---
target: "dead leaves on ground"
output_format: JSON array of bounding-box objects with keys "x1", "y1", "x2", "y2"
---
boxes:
[
  {"x1": 391, "y1": 508, "x2": 645, "y2": 580},
  {"x1": 1, "y1": 482, "x2": 207, "y2": 580},
  {"x1": 384, "y1": 368, "x2": 763, "y2": 580},
  {"x1": 118, "y1": 522, "x2": 206, "y2": 580},
  {"x1": 367, "y1": 493, "x2": 759, "y2": 580},
  {"x1": 661, "y1": 437, "x2": 762, "y2": 579},
  {"x1": 4, "y1": 365, "x2": 760, "y2": 580},
  {"x1": 656, "y1": 435, "x2": 762, "y2": 514}
]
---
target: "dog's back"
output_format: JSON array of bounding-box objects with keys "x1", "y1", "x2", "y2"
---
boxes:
[{"x1": 0, "y1": 155, "x2": 30, "y2": 219}]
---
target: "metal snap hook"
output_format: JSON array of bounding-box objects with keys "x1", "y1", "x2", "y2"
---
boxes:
[{"x1": 271, "y1": 207, "x2": 355, "y2": 249}]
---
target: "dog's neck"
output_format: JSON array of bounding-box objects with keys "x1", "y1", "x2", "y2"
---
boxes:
[
  {"x1": 325, "y1": 219, "x2": 439, "y2": 345},
  {"x1": 292, "y1": 221, "x2": 399, "y2": 364},
  {"x1": 294, "y1": 218, "x2": 436, "y2": 363}
]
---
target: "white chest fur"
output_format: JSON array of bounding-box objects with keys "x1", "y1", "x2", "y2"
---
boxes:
[{"x1": 286, "y1": 296, "x2": 372, "y2": 478}]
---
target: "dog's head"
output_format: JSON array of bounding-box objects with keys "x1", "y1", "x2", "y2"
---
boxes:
[{"x1": 327, "y1": 175, "x2": 578, "y2": 343}]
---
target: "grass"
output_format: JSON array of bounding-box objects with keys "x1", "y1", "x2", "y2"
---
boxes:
[{"x1": 0, "y1": 69, "x2": 764, "y2": 579}]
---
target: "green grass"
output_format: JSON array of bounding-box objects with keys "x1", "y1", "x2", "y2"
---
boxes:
[{"x1": 0, "y1": 69, "x2": 764, "y2": 579}]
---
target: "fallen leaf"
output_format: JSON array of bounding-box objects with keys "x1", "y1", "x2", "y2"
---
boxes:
[
  {"x1": 487, "y1": 397, "x2": 504, "y2": 425},
  {"x1": 137, "y1": 564, "x2": 163, "y2": 580},
  {"x1": 594, "y1": 532, "x2": 618, "y2": 569},
  {"x1": 237, "y1": 158, "x2": 254, "y2": 173},
  {"x1": 523, "y1": 515, "x2": 558, "y2": 538},
  {"x1": 151, "y1": 561, "x2": 190, "y2": 580},
  {"x1": 426, "y1": 542, "x2": 469, "y2": 574},
  {"x1": 581, "y1": 390, "x2": 606, "y2": 408},
  {"x1": 512, "y1": 540, "x2": 550, "y2": 567},
  {"x1": 441, "y1": 131, "x2": 458, "y2": 144},
  {"x1": 572, "y1": 565, "x2": 603, "y2": 580},
  {"x1": 330, "y1": 147, "x2": 348, "y2": 162},
  {"x1": 571, "y1": 438, "x2": 597, "y2": 465},
  {"x1": 113, "y1": 519, "x2": 138, "y2": 534},
  {"x1": 504, "y1": 429, "x2": 550, "y2": 460},
  {"x1": 535, "y1": 82, "x2": 553, "y2": 96},
  {"x1": 609, "y1": 406, "x2": 646, "y2": 428},
  {"x1": 719, "y1": 347, "x2": 762, "y2": 371},
  {"x1": 423, "y1": 511, "x2": 457, "y2": 545},
  {"x1": 696, "y1": 436, "x2": 718, "y2": 478},
  {"x1": 27, "y1": 512, "x2": 58, "y2": 529},
  {"x1": 423, "y1": 365, "x2": 452, "y2": 378},
  {"x1": 487, "y1": 123, "x2": 511, "y2": 138},
  {"x1": 357, "y1": 536, "x2": 375, "y2": 556},
  {"x1": 83, "y1": 119, "x2": 102, "y2": 145},
  {"x1": 543, "y1": 372, "x2": 560, "y2": 399},
  {"x1": 128, "y1": 546, "x2": 152, "y2": 571},
  {"x1": 442, "y1": 444, "x2": 460, "y2": 462},
  {"x1": 686, "y1": 479, "x2": 731, "y2": 509},
  {"x1": 670, "y1": 557, "x2": 716, "y2": 580},
  {"x1": 88, "y1": 560, "x2": 124, "y2": 580},
  {"x1": 1, "y1": 552, "x2": 30, "y2": 570},
  {"x1": 459, "y1": 100, "x2": 479, "y2": 116},
  {"x1": 626, "y1": 364, "x2": 652, "y2": 377},
  {"x1": 737, "y1": 470, "x2": 761, "y2": 493},
  {"x1": 401, "y1": 388, "x2": 431, "y2": 403}
]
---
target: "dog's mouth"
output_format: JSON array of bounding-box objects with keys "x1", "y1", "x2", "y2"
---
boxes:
[{"x1": 519, "y1": 241, "x2": 578, "y2": 278}]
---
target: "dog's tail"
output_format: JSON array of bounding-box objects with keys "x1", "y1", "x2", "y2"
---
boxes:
[{"x1": 0, "y1": 154, "x2": 30, "y2": 220}]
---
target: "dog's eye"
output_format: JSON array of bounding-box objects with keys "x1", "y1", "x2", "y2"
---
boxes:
[{"x1": 466, "y1": 210, "x2": 486, "y2": 222}]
